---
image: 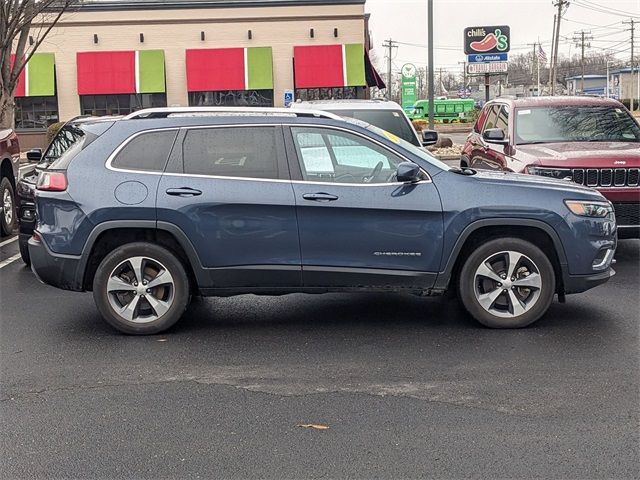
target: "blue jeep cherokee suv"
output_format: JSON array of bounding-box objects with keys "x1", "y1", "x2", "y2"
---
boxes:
[{"x1": 29, "y1": 107, "x2": 617, "y2": 334}]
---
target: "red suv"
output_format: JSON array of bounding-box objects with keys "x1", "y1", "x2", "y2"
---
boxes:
[{"x1": 461, "y1": 97, "x2": 640, "y2": 238}]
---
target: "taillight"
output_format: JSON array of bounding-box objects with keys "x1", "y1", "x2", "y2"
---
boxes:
[
  {"x1": 32, "y1": 230, "x2": 42, "y2": 242},
  {"x1": 37, "y1": 171, "x2": 67, "y2": 191}
]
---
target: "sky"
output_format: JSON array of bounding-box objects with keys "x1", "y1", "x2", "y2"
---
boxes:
[{"x1": 365, "y1": 0, "x2": 639, "y2": 75}]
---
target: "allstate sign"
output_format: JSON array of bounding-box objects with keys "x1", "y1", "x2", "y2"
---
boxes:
[{"x1": 468, "y1": 53, "x2": 508, "y2": 63}]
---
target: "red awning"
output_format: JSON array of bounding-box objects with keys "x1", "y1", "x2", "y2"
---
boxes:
[
  {"x1": 186, "y1": 48, "x2": 245, "y2": 92},
  {"x1": 77, "y1": 51, "x2": 135, "y2": 95},
  {"x1": 293, "y1": 45, "x2": 345, "y2": 89}
]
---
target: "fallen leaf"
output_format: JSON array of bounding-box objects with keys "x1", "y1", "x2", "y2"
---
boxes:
[{"x1": 296, "y1": 423, "x2": 329, "y2": 430}]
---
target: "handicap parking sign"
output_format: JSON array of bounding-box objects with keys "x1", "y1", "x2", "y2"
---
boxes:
[{"x1": 284, "y1": 89, "x2": 294, "y2": 107}]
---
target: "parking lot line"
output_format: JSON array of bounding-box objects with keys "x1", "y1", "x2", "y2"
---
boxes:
[
  {"x1": 0, "y1": 236, "x2": 18, "y2": 247},
  {"x1": 0, "y1": 253, "x2": 21, "y2": 269}
]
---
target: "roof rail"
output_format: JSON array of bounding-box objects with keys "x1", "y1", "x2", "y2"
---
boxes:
[{"x1": 123, "y1": 106, "x2": 342, "y2": 120}]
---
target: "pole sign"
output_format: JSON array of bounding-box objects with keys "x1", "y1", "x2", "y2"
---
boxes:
[
  {"x1": 468, "y1": 53, "x2": 508, "y2": 63},
  {"x1": 401, "y1": 63, "x2": 418, "y2": 111},
  {"x1": 464, "y1": 26, "x2": 510, "y2": 55},
  {"x1": 467, "y1": 62, "x2": 508, "y2": 74}
]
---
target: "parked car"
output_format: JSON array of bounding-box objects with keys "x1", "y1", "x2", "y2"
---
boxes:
[
  {"x1": 0, "y1": 128, "x2": 20, "y2": 236},
  {"x1": 17, "y1": 116, "x2": 118, "y2": 264},
  {"x1": 292, "y1": 99, "x2": 438, "y2": 147},
  {"x1": 461, "y1": 97, "x2": 640, "y2": 238},
  {"x1": 29, "y1": 107, "x2": 616, "y2": 335}
]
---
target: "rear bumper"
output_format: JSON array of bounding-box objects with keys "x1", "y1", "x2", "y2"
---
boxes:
[
  {"x1": 28, "y1": 237, "x2": 84, "y2": 291},
  {"x1": 562, "y1": 267, "x2": 615, "y2": 294}
]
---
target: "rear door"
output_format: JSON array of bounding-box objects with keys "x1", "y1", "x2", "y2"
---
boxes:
[
  {"x1": 157, "y1": 124, "x2": 301, "y2": 289},
  {"x1": 285, "y1": 125, "x2": 443, "y2": 289}
]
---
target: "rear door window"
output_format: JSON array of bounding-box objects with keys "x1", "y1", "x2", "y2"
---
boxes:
[
  {"x1": 112, "y1": 130, "x2": 178, "y2": 172},
  {"x1": 182, "y1": 126, "x2": 280, "y2": 179}
]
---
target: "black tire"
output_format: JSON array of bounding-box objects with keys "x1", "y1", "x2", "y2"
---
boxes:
[
  {"x1": 92, "y1": 242, "x2": 191, "y2": 335},
  {"x1": 1, "y1": 177, "x2": 16, "y2": 236},
  {"x1": 460, "y1": 156, "x2": 469, "y2": 168},
  {"x1": 19, "y1": 237, "x2": 31, "y2": 266},
  {"x1": 458, "y1": 237, "x2": 556, "y2": 328}
]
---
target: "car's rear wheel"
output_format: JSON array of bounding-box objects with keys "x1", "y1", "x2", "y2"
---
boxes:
[
  {"x1": 458, "y1": 238, "x2": 555, "y2": 328},
  {"x1": 1, "y1": 177, "x2": 16, "y2": 236},
  {"x1": 93, "y1": 242, "x2": 190, "y2": 334}
]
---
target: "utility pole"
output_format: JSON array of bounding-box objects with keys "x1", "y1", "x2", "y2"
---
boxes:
[
  {"x1": 573, "y1": 30, "x2": 592, "y2": 94},
  {"x1": 427, "y1": 0, "x2": 434, "y2": 129},
  {"x1": 438, "y1": 67, "x2": 443, "y2": 96},
  {"x1": 382, "y1": 39, "x2": 397, "y2": 100},
  {"x1": 623, "y1": 19, "x2": 635, "y2": 111},
  {"x1": 551, "y1": 0, "x2": 569, "y2": 95},
  {"x1": 549, "y1": 14, "x2": 557, "y2": 88},
  {"x1": 458, "y1": 61, "x2": 467, "y2": 97}
]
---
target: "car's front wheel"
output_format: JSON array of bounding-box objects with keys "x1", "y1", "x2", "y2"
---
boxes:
[
  {"x1": 458, "y1": 238, "x2": 556, "y2": 328},
  {"x1": 1, "y1": 177, "x2": 16, "y2": 236},
  {"x1": 93, "y1": 242, "x2": 190, "y2": 334},
  {"x1": 19, "y1": 236, "x2": 30, "y2": 266}
]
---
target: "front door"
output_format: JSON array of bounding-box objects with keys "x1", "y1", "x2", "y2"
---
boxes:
[
  {"x1": 157, "y1": 124, "x2": 301, "y2": 289},
  {"x1": 285, "y1": 125, "x2": 443, "y2": 288}
]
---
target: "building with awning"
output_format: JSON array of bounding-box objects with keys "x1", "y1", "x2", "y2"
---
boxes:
[{"x1": 16, "y1": 0, "x2": 382, "y2": 147}]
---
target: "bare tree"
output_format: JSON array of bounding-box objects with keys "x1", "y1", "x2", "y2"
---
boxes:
[{"x1": 0, "y1": 0, "x2": 77, "y2": 129}]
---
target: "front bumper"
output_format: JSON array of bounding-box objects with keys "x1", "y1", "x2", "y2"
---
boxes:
[
  {"x1": 562, "y1": 267, "x2": 615, "y2": 294},
  {"x1": 28, "y1": 236, "x2": 85, "y2": 291}
]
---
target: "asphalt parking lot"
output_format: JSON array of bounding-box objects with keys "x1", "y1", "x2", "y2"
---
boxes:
[{"x1": 1, "y1": 234, "x2": 639, "y2": 479}]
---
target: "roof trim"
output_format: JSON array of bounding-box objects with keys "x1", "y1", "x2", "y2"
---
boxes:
[{"x1": 78, "y1": 0, "x2": 365, "y2": 11}]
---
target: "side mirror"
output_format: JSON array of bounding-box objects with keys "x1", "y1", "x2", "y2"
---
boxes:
[
  {"x1": 396, "y1": 162, "x2": 422, "y2": 183},
  {"x1": 421, "y1": 129, "x2": 438, "y2": 146},
  {"x1": 483, "y1": 128, "x2": 508, "y2": 145},
  {"x1": 26, "y1": 148, "x2": 42, "y2": 162}
]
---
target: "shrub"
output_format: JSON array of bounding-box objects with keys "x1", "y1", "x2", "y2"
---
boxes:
[
  {"x1": 412, "y1": 119, "x2": 428, "y2": 132},
  {"x1": 46, "y1": 122, "x2": 64, "y2": 144}
]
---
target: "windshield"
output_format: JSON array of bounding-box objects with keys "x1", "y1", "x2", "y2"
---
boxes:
[
  {"x1": 324, "y1": 109, "x2": 421, "y2": 146},
  {"x1": 362, "y1": 123, "x2": 451, "y2": 172},
  {"x1": 515, "y1": 106, "x2": 640, "y2": 144}
]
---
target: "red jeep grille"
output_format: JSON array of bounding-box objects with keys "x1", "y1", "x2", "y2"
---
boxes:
[{"x1": 572, "y1": 168, "x2": 640, "y2": 188}]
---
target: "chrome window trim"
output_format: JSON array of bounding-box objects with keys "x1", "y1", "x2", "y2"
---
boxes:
[{"x1": 105, "y1": 123, "x2": 433, "y2": 186}]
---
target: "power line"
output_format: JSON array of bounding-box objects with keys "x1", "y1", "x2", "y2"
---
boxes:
[
  {"x1": 572, "y1": 0, "x2": 640, "y2": 19},
  {"x1": 575, "y1": 0, "x2": 640, "y2": 18}
]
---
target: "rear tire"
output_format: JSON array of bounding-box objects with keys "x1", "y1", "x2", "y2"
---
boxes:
[
  {"x1": 92, "y1": 242, "x2": 191, "y2": 335},
  {"x1": 19, "y1": 237, "x2": 30, "y2": 266},
  {"x1": 458, "y1": 237, "x2": 555, "y2": 328},
  {"x1": 1, "y1": 177, "x2": 16, "y2": 236}
]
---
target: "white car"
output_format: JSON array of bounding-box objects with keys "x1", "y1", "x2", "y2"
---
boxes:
[{"x1": 291, "y1": 99, "x2": 437, "y2": 147}]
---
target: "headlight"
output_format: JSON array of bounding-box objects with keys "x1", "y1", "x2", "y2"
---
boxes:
[
  {"x1": 527, "y1": 166, "x2": 572, "y2": 180},
  {"x1": 564, "y1": 200, "x2": 613, "y2": 218}
]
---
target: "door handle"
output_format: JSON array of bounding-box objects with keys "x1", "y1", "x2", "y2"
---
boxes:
[
  {"x1": 166, "y1": 187, "x2": 202, "y2": 197},
  {"x1": 302, "y1": 192, "x2": 339, "y2": 202}
]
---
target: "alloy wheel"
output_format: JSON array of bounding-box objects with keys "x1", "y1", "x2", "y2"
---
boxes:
[
  {"x1": 473, "y1": 250, "x2": 543, "y2": 318},
  {"x1": 2, "y1": 187, "x2": 12, "y2": 227},
  {"x1": 106, "y1": 256, "x2": 175, "y2": 323}
]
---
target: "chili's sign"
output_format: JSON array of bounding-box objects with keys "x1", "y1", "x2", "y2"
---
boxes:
[{"x1": 464, "y1": 26, "x2": 510, "y2": 55}]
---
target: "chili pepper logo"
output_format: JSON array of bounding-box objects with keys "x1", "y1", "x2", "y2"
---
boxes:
[{"x1": 470, "y1": 29, "x2": 509, "y2": 52}]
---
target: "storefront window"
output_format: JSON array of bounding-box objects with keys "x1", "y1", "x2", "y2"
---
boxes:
[
  {"x1": 15, "y1": 96, "x2": 59, "y2": 131},
  {"x1": 294, "y1": 87, "x2": 365, "y2": 102},
  {"x1": 80, "y1": 93, "x2": 167, "y2": 116},
  {"x1": 188, "y1": 90, "x2": 274, "y2": 107}
]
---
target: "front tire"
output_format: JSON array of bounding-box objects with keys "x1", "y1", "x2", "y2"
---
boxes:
[
  {"x1": 458, "y1": 238, "x2": 555, "y2": 328},
  {"x1": 1, "y1": 177, "x2": 16, "y2": 236},
  {"x1": 92, "y1": 242, "x2": 191, "y2": 334}
]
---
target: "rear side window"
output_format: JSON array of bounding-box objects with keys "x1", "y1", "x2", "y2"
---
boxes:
[
  {"x1": 112, "y1": 130, "x2": 178, "y2": 172},
  {"x1": 182, "y1": 126, "x2": 279, "y2": 179}
]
